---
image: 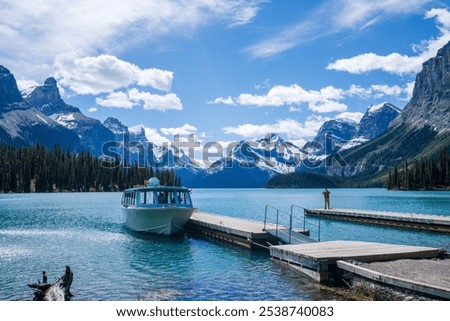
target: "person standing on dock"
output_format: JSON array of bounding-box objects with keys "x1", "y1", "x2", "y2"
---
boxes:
[{"x1": 322, "y1": 188, "x2": 331, "y2": 210}]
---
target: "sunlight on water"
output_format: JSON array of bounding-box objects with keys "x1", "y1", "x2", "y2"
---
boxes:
[{"x1": 0, "y1": 189, "x2": 449, "y2": 300}]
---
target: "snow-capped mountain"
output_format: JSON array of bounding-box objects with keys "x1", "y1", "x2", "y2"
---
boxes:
[
  {"x1": 103, "y1": 118, "x2": 203, "y2": 182},
  {"x1": 24, "y1": 78, "x2": 115, "y2": 155},
  {"x1": 0, "y1": 66, "x2": 79, "y2": 149},
  {"x1": 189, "y1": 133, "x2": 303, "y2": 187},
  {"x1": 341, "y1": 102, "x2": 400, "y2": 150},
  {"x1": 331, "y1": 41, "x2": 450, "y2": 177},
  {"x1": 127, "y1": 124, "x2": 148, "y2": 143},
  {"x1": 103, "y1": 117, "x2": 129, "y2": 139},
  {"x1": 307, "y1": 119, "x2": 357, "y2": 154},
  {"x1": 355, "y1": 102, "x2": 401, "y2": 139},
  {"x1": 208, "y1": 133, "x2": 302, "y2": 174}
]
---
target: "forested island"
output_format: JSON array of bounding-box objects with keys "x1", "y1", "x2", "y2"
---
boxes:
[
  {"x1": 0, "y1": 144, "x2": 180, "y2": 193},
  {"x1": 265, "y1": 172, "x2": 345, "y2": 189}
]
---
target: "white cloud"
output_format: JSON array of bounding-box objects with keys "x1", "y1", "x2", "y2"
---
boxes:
[
  {"x1": 212, "y1": 84, "x2": 348, "y2": 113},
  {"x1": 335, "y1": 112, "x2": 364, "y2": 123},
  {"x1": 54, "y1": 53, "x2": 173, "y2": 95},
  {"x1": 143, "y1": 127, "x2": 171, "y2": 145},
  {"x1": 327, "y1": 8, "x2": 450, "y2": 75},
  {"x1": 288, "y1": 106, "x2": 301, "y2": 112},
  {"x1": 404, "y1": 81, "x2": 416, "y2": 100},
  {"x1": 96, "y1": 88, "x2": 182, "y2": 111},
  {"x1": 96, "y1": 91, "x2": 135, "y2": 109},
  {"x1": 212, "y1": 81, "x2": 413, "y2": 112},
  {"x1": 208, "y1": 96, "x2": 236, "y2": 105},
  {"x1": 254, "y1": 79, "x2": 271, "y2": 90},
  {"x1": 245, "y1": 0, "x2": 429, "y2": 58},
  {"x1": 88, "y1": 107, "x2": 98, "y2": 113},
  {"x1": 16, "y1": 79, "x2": 39, "y2": 92},
  {"x1": 128, "y1": 89, "x2": 182, "y2": 111},
  {"x1": 223, "y1": 116, "x2": 329, "y2": 140},
  {"x1": 345, "y1": 83, "x2": 411, "y2": 101},
  {"x1": 0, "y1": 0, "x2": 263, "y2": 79},
  {"x1": 346, "y1": 84, "x2": 372, "y2": 98},
  {"x1": 327, "y1": 52, "x2": 424, "y2": 75},
  {"x1": 161, "y1": 124, "x2": 198, "y2": 136},
  {"x1": 370, "y1": 84, "x2": 403, "y2": 98}
]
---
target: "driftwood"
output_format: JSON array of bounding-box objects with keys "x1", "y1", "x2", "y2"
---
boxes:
[{"x1": 28, "y1": 266, "x2": 73, "y2": 301}]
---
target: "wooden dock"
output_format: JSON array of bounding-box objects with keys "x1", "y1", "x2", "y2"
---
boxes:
[
  {"x1": 186, "y1": 210, "x2": 449, "y2": 298},
  {"x1": 337, "y1": 259, "x2": 450, "y2": 300},
  {"x1": 305, "y1": 208, "x2": 450, "y2": 233},
  {"x1": 186, "y1": 211, "x2": 312, "y2": 249},
  {"x1": 270, "y1": 241, "x2": 443, "y2": 283}
]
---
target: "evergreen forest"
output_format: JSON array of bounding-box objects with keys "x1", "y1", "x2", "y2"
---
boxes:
[
  {"x1": 0, "y1": 144, "x2": 180, "y2": 193},
  {"x1": 266, "y1": 172, "x2": 342, "y2": 188},
  {"x1": 385, "y1": 147, "x2": 449, "y2": 190}
]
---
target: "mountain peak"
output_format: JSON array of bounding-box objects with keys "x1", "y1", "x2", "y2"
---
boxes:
[
  {"x1": 258, "y1": 132, "x2": 282, "y2": 143},
  {"x1": 367, "y1": 102, "x2": 400, "y2": 115},
  {"x1": 0, "y1": 65, "x2": 12, "y2": 75},
  {"x1": 354, "y1": 102, "x2": 400, "y2": 140},
  {"x1": 25, "y1": 77, "x2": 78, "y2": 115},
  {"x1": 44, "y1": 77, "x2": 57, "y2": 87},
  {"x1": 0, "y1": 65, "x2": 23, "y2": 107},
  {"x1": 103, "y1": 117, "x2": 129, "y2": 136}
]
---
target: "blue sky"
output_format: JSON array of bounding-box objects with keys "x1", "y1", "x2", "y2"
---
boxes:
[{"x1": 2, "y1": 0, "x2": 450, "y2": 148}]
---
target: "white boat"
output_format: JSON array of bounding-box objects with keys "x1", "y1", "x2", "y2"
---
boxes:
[{"x1": 121, "y1": 178, "x2": 196, "y2": 235}]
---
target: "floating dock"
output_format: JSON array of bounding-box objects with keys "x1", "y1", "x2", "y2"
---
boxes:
[
  {"x1": 270, "y1": 240, "x2": 444, "y2": 283},
  {"x1": 304, "y1": 208, "x2": 450, "y2": 234},
  {"x1": 186, "y1": 210, "x2": 449, "y2": 299},
  {"x1": 186, "y1": 211, "x2": 311, "y2": 249}
]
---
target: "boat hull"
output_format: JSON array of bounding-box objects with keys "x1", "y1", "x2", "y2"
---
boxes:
[{"x1": 122, "y1": 207, "x2": 196, "y2": 235}]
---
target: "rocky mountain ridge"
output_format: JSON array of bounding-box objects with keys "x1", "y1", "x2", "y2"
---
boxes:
[
  {"x1": 24, "y1": 78, "x2": 115, "y2": 155},
  {"x1": 390, "y1": 42, "x2": 450, "y2": 132},
  {"x1": 329, "y1": 42, "x2": 450, "y2": 178},
  {"x1": 0, "y1": 66, "x2": 80, "y2": 149},
  {"x1": 2, "y1": 36, "x2": 450, "y2": 187}
]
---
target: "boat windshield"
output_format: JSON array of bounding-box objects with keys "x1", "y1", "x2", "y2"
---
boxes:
[{"x1": 122, "y1": 189, "x2": 192, "y2": 207}]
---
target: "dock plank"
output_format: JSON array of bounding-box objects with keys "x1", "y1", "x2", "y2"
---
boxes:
[
  {"x1": 189, "y1": 211, "x2": 267, "y2": 239},
  {"x1": 188, "y1": 211, "x2": 312, "y2": 245},
  {"x1": 305, "y1": 208, "x2": 450, "y2": 233},
  {"x1": 265, "y1": 228, "x2": 316, "y2": 244},
  {"x1": 270, "y1": 241, "x2": 442, "y2": 282},
  {"x1": 272, "y1": 241, "x2": 441, "y2": 261},
  {"x1": 337, "y1": 260, "x2": 450, "y2": 300}
]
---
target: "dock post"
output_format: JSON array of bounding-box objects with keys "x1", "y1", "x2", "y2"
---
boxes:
[
  {"x1": 263, "y1": 205, "x2": 268, "y2": 231},
  {"x1": 318, "y1": 215, "x2": 321, "y2": 242},
  {"x1": 276, "y1": 209, "x2": 279, "y2": 238},
  {"x1": 289, "y1": 213, "x2": 293, "y2": 244}
]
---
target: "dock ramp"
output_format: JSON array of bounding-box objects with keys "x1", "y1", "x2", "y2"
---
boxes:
[
  {"x1": 264, "y1": 205, "x2": 319, "y2": 245},
  {"x1": 265, "y1": 227, "x2": 316, "y2": 244}
]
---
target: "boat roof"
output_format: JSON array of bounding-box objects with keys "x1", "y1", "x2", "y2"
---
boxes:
[{"x1": 124, "y1": 185, "x2": 191, "y2": 193}]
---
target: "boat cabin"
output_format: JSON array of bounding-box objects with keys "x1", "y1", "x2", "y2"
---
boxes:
[{"x1": 121, "y1": 186, "x2": 193, "y2": 208}]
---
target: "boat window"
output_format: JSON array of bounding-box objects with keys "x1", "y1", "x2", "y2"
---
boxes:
[
  {"x1": 158, "y1": 192, "x2": 169, "y2": 204},
  {"x1": 123, "y1": 191, "x2": 135, "y2": 206},
  {"x1": 138, "y1": 191, "x2": 155, "y2": 205},
  {"x1": 177, "y1": 191, "x2": 191, "y2": 206}
]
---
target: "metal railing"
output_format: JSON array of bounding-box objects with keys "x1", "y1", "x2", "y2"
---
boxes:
[
  {"x1": 290, "y1": 205, "x2": 321, "y2": 241},
  {"x1": 264, "y1": 204, "x2": 292, "y2": 241},
  {"x1": 264, "y1": 204, "x2": 321, "y2": 243}
]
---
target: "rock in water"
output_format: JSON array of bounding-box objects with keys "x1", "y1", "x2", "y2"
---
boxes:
[{"x1": 28, "y1": 266, "x2": 73, "y2": 301}]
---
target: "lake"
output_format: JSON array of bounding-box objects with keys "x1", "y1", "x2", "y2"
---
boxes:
[{"x1": 0, "y1": 188, "x2": 449, "y2": 300}]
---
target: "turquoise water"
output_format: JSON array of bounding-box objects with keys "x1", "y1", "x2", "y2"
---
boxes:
[{"x1": 0, "y1": 189, "x2": 449, "y2": 301}]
